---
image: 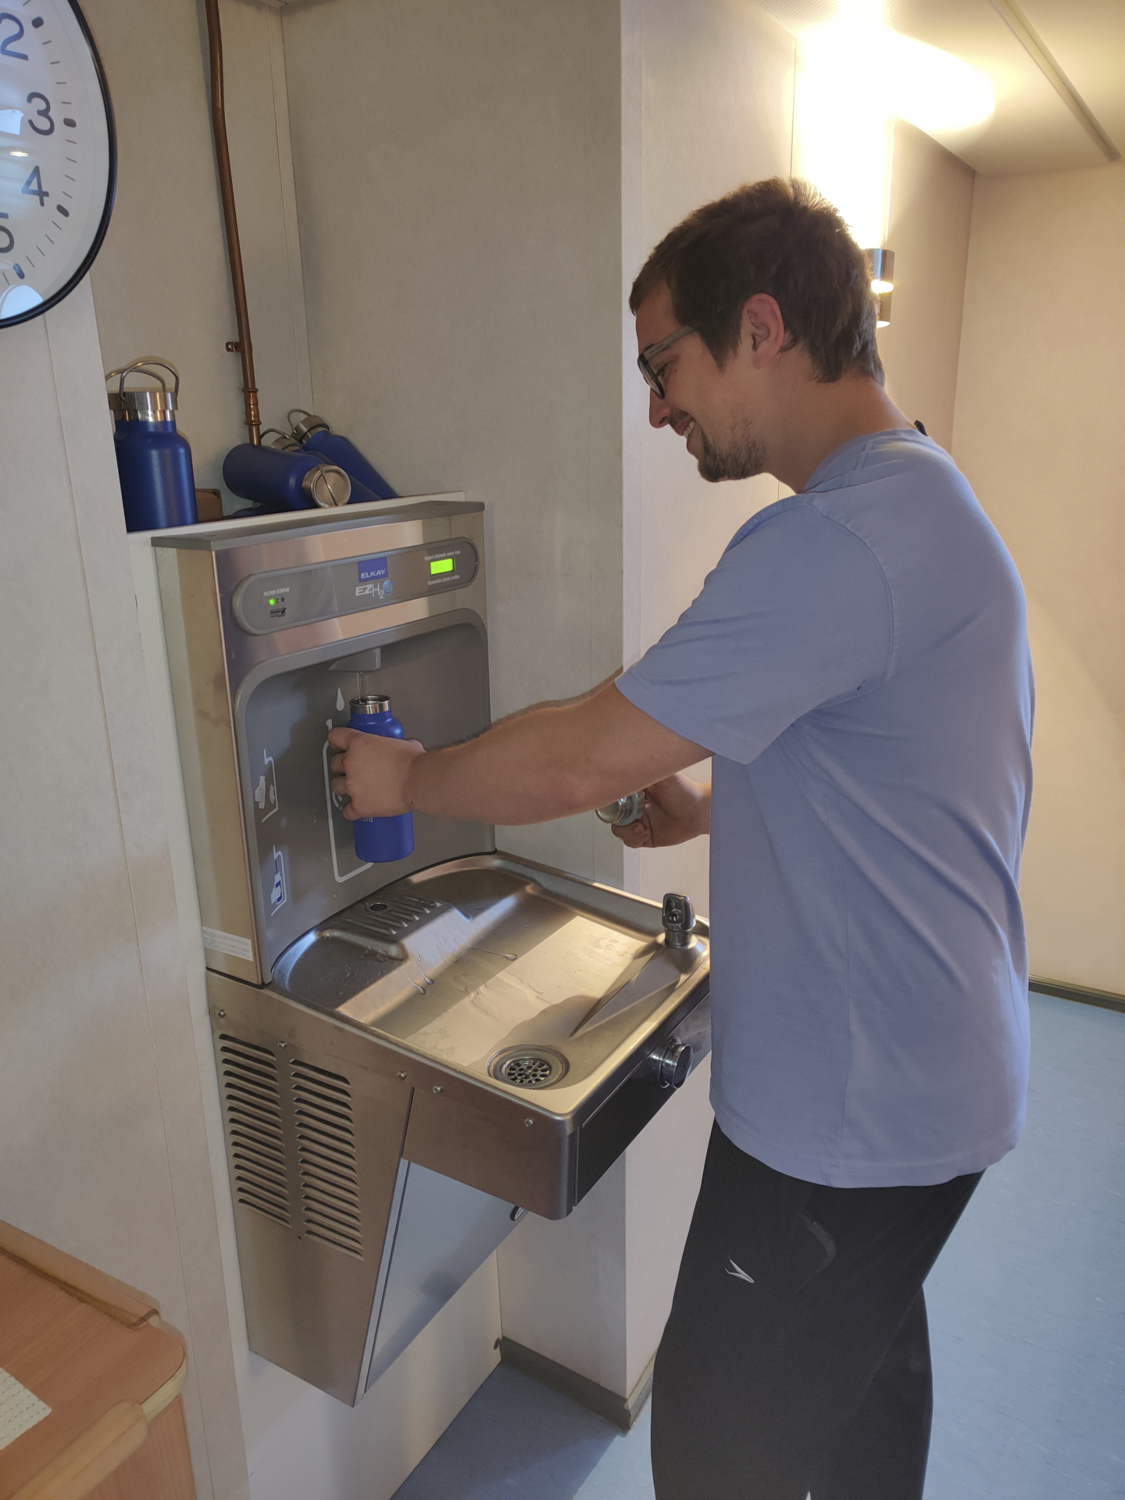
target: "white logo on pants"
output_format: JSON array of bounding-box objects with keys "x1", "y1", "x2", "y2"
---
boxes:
[{"x1": 726, "y1": 1258, "x2": 755, "y2": 1284}]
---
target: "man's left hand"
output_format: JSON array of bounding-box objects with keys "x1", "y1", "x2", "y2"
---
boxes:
[{"x1": 328, "y1": 727, "x2": 424, "y2": 820}]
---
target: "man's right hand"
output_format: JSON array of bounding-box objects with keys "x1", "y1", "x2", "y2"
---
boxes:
[{"x1": 612, "y1": 774, "x2": 711, "y2": 848}]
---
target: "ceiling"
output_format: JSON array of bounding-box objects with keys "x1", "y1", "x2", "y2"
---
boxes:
[{"x1": 755, "y1": 0, "x2": 1125, "y2": 175}]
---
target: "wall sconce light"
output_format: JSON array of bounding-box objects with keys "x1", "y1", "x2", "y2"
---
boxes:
[{"x1": 864, "y1": 248, "x2": 895, "y2": 329}]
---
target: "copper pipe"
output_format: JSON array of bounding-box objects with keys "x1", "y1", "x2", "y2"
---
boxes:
[{"x1": 204, "y1": 0, "x2": 261, "y2": 444}]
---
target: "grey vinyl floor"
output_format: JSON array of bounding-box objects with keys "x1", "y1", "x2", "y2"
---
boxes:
[{"x1": 393, "y1": 993, "x2": 1125, "y2": 1499}]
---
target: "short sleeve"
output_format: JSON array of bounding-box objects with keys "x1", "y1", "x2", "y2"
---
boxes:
[{"x1": 616, "y1": 502, "x2": 893, "y2": 764}]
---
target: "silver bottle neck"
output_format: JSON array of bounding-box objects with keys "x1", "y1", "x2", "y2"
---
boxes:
[{"x1": 352, "y1": 695, "x2": 391, "y2": 716}]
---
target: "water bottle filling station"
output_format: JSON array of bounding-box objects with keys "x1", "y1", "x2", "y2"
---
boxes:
[{"x1": 151, "y1": 496, "x2": 710, "y2": 1407}]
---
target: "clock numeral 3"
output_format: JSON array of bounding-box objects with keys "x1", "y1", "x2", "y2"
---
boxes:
[
  {"x1": 0, "y1": 12, "x2": 28, "y2": 60},
  {"x1": 22, "y1": 165, "x2": 48, "y2": 206},
  {"x1": 0, "y1": 212, "x2": 13, "y2": 256},
  {"x1": 26, "y1": 92, "x2": 55, "y2": 136}
]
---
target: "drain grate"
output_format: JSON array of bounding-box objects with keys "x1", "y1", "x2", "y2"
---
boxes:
[
  {"x1": 346, "y1": 893, "x2": 443, "y2": 943},
  {"x1": 491, "y1": 1047, "x2": 566, "y2": 1089}
]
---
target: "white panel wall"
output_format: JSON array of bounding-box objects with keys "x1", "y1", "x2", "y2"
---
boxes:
[
  {"x1": 280, "y1": 0, "x2": 626, "y2": 888},
  {"x1": 84, "y1": 0, "x2": 245, "y2": 494},
  {"x1": 234, "y1": 1261, "x2": 502, "y2": 1500},
  {"x1": 620, "y1": 0, "x2": 796, "y2": 923},
  {"x1": 0, "y1": 283, "x2": 248, "y2": 1500},
  {"x1": 953, "y1": 161, "x2": 1125, "y2": 993},
  {"x1": 84, "y1": 0, "x2": 312, "y2": 501},
  {"x1": 878, "y1": 121, "x2": 975, "y2": 453}
]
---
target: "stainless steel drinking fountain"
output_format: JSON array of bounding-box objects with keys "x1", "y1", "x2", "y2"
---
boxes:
[{"x1": 153, "y1": 498, "x2": 710, "y2": 1405}]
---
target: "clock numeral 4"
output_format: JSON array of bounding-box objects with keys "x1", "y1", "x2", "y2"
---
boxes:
[
  {"x1": 22, "y1": 166, "x2": 49, "y2": 207},
  {"x1": 0, "y1": 11, "x2": 28, "y2": 60},
  {"x1": 0, "y1": 212, "x2": 13, "y2": 256}
]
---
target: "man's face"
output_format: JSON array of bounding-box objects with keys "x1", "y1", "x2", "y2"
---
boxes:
[{"x1": 634, "y1": 282, "x2": 768, "y2": 483}]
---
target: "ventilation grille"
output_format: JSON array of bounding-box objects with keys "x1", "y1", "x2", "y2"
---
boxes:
[
  {"x1": 218, "y1": 1035, "x2": 291, "y2": 1226},
  {"x1": 291, "y1": 1059, "x2": 363, "y2": 1258}
]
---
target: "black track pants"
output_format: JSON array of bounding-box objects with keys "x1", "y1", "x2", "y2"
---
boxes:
[{"x1": 650, "y1": 1124, "x2": 981, "y2": 1500}]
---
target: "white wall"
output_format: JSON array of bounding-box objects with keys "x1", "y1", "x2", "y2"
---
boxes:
[
  {"x1": 621, "y1": 0, "x2": 796, "y2": 923},
  {"x1": 232, "y1": 1260, "x2": 502, "y2": 1500},
  {"x1": 953, "y1": 161, "x2": 1125, "y2": 993},
  {"x1": 879, "y1": 121, "x2": 975, "y2": 453},
  {"x1": 281, "y1": 0, "x2": 626, "y2": 888},
  {"x1": 0, "y1": 284, "x2": 248, "y2": 1500},
  {"x1": 85, "y1": 0, "x2": 312, "y2": 503},
  {"x1": 84, "y1": 0, "x2": 247, "y2": 495}
]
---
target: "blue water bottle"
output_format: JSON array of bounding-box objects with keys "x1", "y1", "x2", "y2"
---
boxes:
[
  {"x1": 289, "y1": 409, "x2": 398, "y2": 500},
  {"x1": 223, "y1": 435, "x2": 354, "y2": 513},
  {"x1": 107, "y1": 359, "x2": 198, "y2": 532},
  {"x1": 348, "y1": 695, "x2": 415, "y2": 863}
]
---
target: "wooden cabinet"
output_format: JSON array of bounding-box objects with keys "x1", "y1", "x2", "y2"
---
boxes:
[{"x1": 0, "y1": 1222, "x2": 195, "y2": 1500}]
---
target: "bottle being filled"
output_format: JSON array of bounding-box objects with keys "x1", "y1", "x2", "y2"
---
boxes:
[{"x1": 347, "y1": 695, "x2": 415, "y2": 863}]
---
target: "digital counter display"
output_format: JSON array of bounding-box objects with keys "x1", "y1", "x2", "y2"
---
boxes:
[{"x1": 429, "y1": 558, "x2": 455, "y2": 576}]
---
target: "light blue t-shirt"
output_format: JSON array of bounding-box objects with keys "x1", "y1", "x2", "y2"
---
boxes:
[{"x1": 617, "y1": 430, "x2": 1033, "y2": 1188}]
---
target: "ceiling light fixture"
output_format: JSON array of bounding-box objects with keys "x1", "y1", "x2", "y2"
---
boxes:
[
  {"x1": 801, "y1": 9, "x2": 995, "y2": 138},
  {"x1": 864, "y1": 249, "x2": 895, "y2": 330},
  {"x1": 794, "y1": 2, "x2": 995, "y2": 252}
]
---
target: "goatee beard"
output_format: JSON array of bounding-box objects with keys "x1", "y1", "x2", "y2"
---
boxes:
[{"x1": 697, "y1": 419, "x2": 767, "y2": 483}]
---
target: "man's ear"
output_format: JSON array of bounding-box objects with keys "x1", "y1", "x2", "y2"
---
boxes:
[{"x1": 742, "y1": 293, "x2": 786, "y2": 363}]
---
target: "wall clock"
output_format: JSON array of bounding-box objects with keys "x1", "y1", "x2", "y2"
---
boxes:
[{"x1": 0, "y1": 0, "x2": 114, "y2": 327}]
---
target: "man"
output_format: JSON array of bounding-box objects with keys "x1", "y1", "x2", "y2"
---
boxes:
[{"x1": 329, "y1": 178, "x2": 1033, "y2": 1499}]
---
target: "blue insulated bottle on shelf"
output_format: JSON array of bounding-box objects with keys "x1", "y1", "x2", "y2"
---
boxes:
[
  {"x1": 107, "y1": 359, "x2": 198, "y2": 532},
  {"x1": 223, "y1": 433, "x2": 352, "y2": 512},
  {"x1": 347, "y1": 695, "x2": 415, "y2": 863},
  {"x1": 288, "y1": 409, "x2": 398, "y2": 500}
]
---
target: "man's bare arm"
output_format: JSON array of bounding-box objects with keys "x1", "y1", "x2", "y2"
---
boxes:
[{"x1": 327, "y1": 678, "x2": 706, "y2": 826}]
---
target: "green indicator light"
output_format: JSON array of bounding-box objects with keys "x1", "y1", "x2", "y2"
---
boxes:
[
  {"x1": 430, "y1": 558, "x2": 455, "y2": 576},
  {"x1": 268, "y1": 597, "x2": 278, "y2": 606}
]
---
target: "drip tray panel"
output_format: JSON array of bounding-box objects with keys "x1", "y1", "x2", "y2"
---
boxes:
[
  {"x1": 271, "y1": 853, "x2": 708, "y2": 1104},
  {"x1": 207, "y1": 852, "x2": 709, "y2": 1406}
]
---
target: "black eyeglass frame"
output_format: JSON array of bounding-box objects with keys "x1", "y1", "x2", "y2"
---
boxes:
[{"x1": 637, "y1": 325, "x2": 695, "y2": 400}]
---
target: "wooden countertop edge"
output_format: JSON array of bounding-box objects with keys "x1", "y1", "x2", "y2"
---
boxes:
[
  {"x1": 140, "y1": 1352, "x2": 188, "y2": 1423},
  {"x1": 0, "y1": 1224, "x2": 158, "y2": 1330},
  {"x1": 6, "y1": 1403, "x2": 147, "y2": 1500}
]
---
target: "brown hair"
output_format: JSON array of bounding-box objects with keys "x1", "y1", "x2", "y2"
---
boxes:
[{"x1": 629, "y1": 178, "x2": 883, "y2": 385}]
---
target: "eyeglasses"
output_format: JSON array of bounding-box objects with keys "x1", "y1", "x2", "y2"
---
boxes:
[{"x1": 637, "y1": 325, "x2": 694, "y2": 400}]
